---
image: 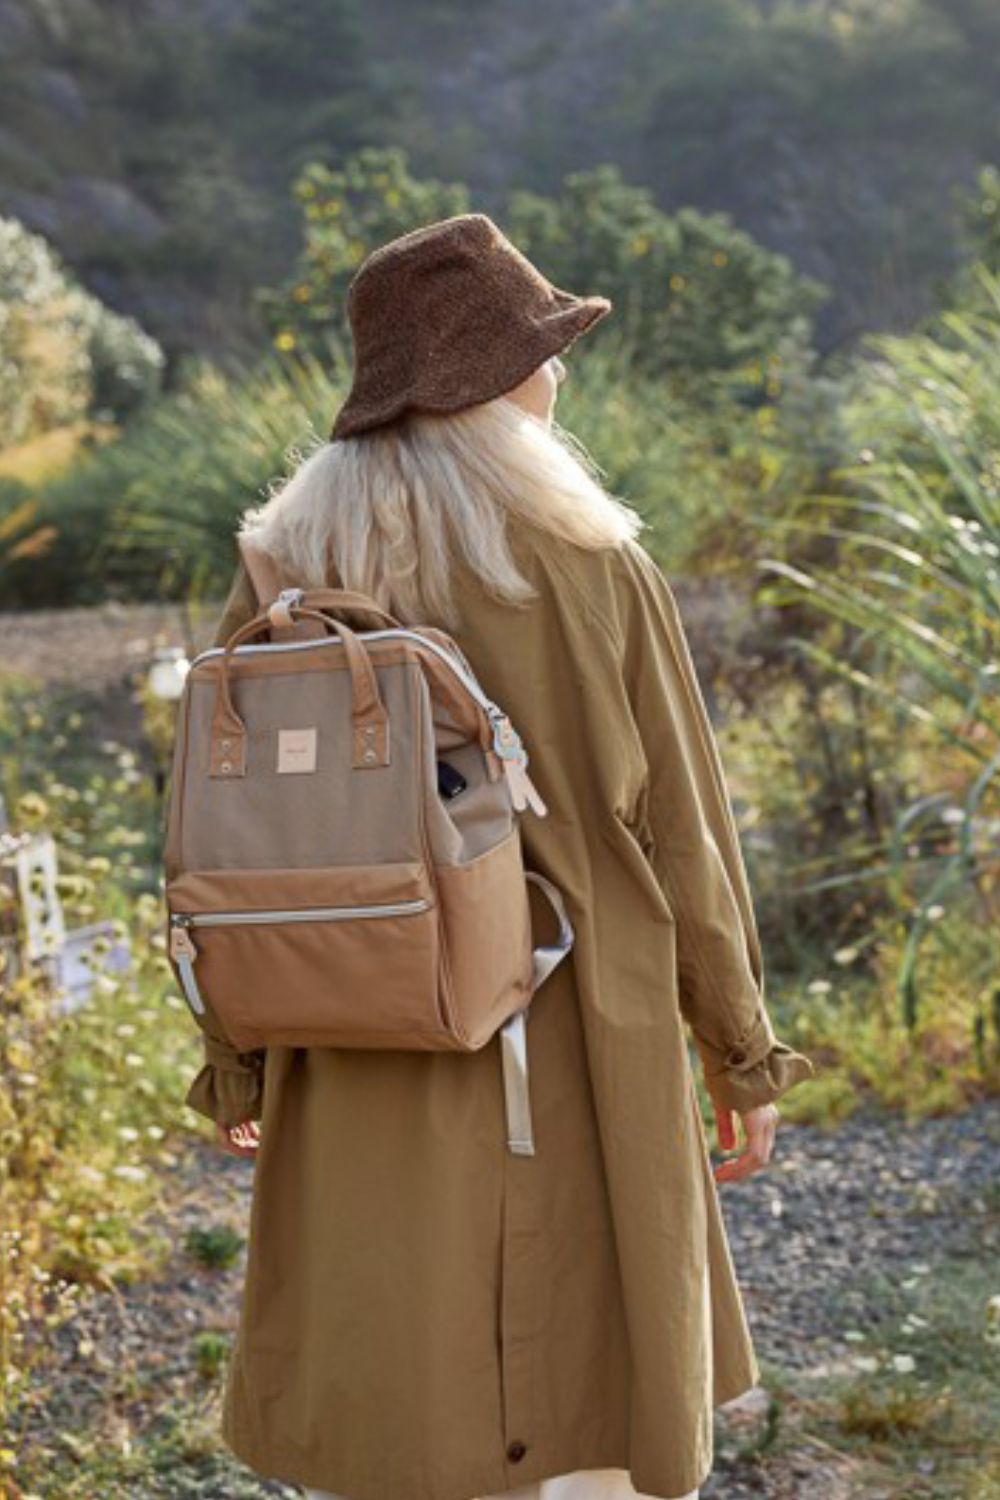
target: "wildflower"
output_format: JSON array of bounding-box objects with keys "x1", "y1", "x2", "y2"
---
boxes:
[
  {"x1": 16, "y1": 792, "x2": 49, "y2": 822},
  {"x1": 892, "y1": 1354, "x2": 916, "y2": 1374},
  {"x1": 986, "y1": 1295, "x2": 1000, "y2": 1347},
  {"x1": 113, "y1": 1165, "x2": 148, "y2": 1184},
  {"x1": 833, "y1": 947, "x2": 858, "y2": 966},
  {"x1": 807, "y1": 979, "x2": 833, "y2": 996}
]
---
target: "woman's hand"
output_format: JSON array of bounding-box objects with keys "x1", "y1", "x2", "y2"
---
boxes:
[
  {"x1": 215, "y1": 1120, "x2": 261, "y2": 1159},
  {"x1": 711, "y1": 1099, "x2": 778, "y2": 1183}
]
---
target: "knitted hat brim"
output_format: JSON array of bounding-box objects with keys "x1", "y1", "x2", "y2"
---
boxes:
[{"x1": 330, "y1": 293, "x2": 611, "y2": 441}]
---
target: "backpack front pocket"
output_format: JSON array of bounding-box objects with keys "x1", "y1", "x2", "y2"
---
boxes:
[{"x1": 166, "y1": 862, "x2": 447, "y2": 1050}]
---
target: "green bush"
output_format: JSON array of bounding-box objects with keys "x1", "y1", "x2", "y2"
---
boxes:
[
  {"x1": 0, "y1": 216, "x2": 164, "y2": 447},
  {"x1": 11, "y1": 319, "x2": 821, "y2": 607},
  {"x1": 259, "y1": 147, "x2": 826, "y2": 386}
]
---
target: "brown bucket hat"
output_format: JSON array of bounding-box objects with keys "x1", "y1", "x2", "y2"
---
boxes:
[{"x1": 329, "y1": 212, "x2": 612, "y2": 441}]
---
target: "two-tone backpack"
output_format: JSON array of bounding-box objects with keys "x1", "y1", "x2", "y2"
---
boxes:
[{"x1": 163, "y1": 537, "x2": 574, "y2": 1155}]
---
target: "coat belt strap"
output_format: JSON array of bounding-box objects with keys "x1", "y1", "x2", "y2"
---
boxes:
[{"x1": 499, "y1": 871, "x2": 574, "y2": 1157}]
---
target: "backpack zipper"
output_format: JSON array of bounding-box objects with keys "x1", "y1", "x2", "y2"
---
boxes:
[
  {"x1": 189, "y1": 629, "x2": 528, "y2": 769},
  {"x1": 168, "y1": 897, "x2": 431, "y2": 1018}
]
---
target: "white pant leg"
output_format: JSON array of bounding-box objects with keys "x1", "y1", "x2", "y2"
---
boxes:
[
  {"x1": 478, "y1": 1471, "x2": 699, "y2": 1500},
  {"x1": 538, "y1": 1470, "x2": 698, "y2": 1500},
  {"x1": 305, "y1": 1472, "x2": 700, "y2": 1500}
]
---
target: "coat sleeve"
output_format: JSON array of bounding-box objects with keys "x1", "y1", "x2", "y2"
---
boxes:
[
  {"x1": 182, "y1": 557, "x2": 269, "y2": 1128},
  {"x1": 609, "y1": 538, "x2": 816, "y2": 1113}
]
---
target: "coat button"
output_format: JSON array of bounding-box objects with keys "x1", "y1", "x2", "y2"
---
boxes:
[
  {"x1": 507, "y1": 1441, "x2": 527, "y2": 1462},
  {"x1": 728, "y1": 1047, "x2": 747, "y2": 1065}
]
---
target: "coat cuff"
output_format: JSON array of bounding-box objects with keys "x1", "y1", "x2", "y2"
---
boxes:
[
  {"x1": 693, "y1": 1010, "x2": 816, "y2": 1112},
  {"x1": 185, "y1": 1035, "x2": 266, "y2": 1128}
]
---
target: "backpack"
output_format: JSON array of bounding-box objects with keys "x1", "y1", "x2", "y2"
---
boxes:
[{"x1": 163, "y1": 537, "x2": 574, "y2": 1156}]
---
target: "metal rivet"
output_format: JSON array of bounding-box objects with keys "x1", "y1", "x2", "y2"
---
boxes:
[
  {"x1": 221, "y1": 738, "x2": 232, "y2": 750},
  {"x1": 220, "y1": 760, "x2": 232, "y2": 773},
  {"x1": 363, "y1": 750, "x2": 377, "y2": 762}
]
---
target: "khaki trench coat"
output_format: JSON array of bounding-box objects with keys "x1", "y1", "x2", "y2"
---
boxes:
[{"x1": 182, "y1": 523, "x2": 815, "y2": 1500}]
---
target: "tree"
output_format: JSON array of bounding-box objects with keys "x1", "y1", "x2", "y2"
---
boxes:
[{"x1": 260, "y1": 150, "x2": 826, "y2": 388}]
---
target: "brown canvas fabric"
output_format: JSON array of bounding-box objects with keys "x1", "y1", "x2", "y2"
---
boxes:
[{"x1": 181, "y1": 523, "x2": 816, "y2": 1500}]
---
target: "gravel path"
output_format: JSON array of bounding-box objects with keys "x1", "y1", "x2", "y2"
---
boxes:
[
  {"x1": 723, "y1": 1096, "x2": 1000, "y2": 1374},
  {"x1": 12, "y1": 1098, "x2": 1000, "y2": 1498},
  {"x1": 0, "y1": 581, "x2": 741, "y2": 693}
]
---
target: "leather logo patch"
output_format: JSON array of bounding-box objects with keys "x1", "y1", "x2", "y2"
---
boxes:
[{"x1": 277, "y1": 727, "x2": 318, "y2": 774}]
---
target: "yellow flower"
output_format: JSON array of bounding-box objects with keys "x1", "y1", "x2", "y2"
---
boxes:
[
  {"x1": 16, "y1": 792, "x2": 49, "y2": 822},
  {"x1": 292, "y1": 284, "x2": 312, "y2": 302},
  {"x1": 630, "y1": 234, "x2": 651, "y2": 257},
  {"x1": 385, "y1": 189, "x2": 401, "y2": 208},
  {"x1": 713, "y1": 251, "x2": 729, "y2": 268},
  {"x1": 669, "y1": 273, "x2": 686, "y2": 292},
  {"x1": 275, "y1": 332, "x2": 297, "y2": 351}
]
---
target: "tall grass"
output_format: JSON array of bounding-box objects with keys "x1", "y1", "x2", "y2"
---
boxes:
[
  {"x1": 757, "y1": 276, "x2": 1000, "y2": 1028},
  {"x1": 7, "y1": 323, "x2": 792, "y2": 608},
  {"x1": 0, "y1": 682, "x2": 208, "y2": 1439}
]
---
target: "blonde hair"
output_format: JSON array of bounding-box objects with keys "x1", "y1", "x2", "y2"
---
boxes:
[{"x1": 239, "y1": 392, "x2": 645, "y2": 629}]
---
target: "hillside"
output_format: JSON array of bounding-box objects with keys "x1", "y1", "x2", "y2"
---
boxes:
[{"x1": 1, "y1": 0, "x2": 998, "y2": 365}]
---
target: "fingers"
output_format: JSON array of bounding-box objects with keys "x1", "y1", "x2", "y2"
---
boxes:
[
  {"x1": 215, "y1": 1120, "x2": 261, "y2": 1159},
  {"x1": 713, "y1": 1103, "x2": 779, "y2": 1184},
  {"x1": 713, "y1": 1100, "x2": 737, "y2": 1152}
]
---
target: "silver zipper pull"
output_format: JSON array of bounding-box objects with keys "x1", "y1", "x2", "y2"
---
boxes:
[
  {"x1": 486, "y1": 710, "x2": 547, "y2": 816},
  {"x1": 169, "y1": 916, "x2": 197, "y2": 963},
  {"x1": 169, "y1": 916, "x2": 206, "y2": 1015}
]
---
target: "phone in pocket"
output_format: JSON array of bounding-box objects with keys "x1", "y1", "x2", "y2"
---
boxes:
[{"x1": 436, "y1": 759, "x2": 468, "y2": 800}]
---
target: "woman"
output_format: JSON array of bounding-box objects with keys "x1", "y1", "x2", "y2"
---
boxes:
[{"x1": 184, "y1": 213, "x2": 815, "y2": 1500}]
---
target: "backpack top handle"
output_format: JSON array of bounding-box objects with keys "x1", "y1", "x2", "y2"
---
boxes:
[{"x1": 207, "y1": 605, "x2": 391, "y2": 779}]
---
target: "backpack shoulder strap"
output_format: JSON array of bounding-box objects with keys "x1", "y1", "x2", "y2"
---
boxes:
[
  {"x1": 237, "y1": 534, "x2": 326, "y2": 641},
  {"x1": 238, "y1": 534, "x2": 288, "y2": 605}
]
